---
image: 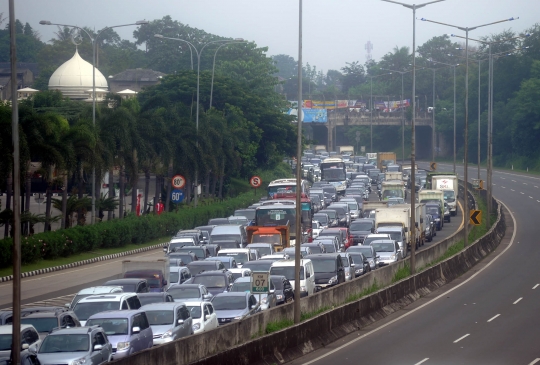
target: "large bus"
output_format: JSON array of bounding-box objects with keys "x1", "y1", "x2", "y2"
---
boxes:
[
  {"x1": 255, "y1": 204, "x2": 299, "y2": 245},
  {"x1": 267, "y1": 178, "x2": 309, "y2": 198},
  {"x1": 320, "y1": 158, "x2": 347, "y2": 194}
]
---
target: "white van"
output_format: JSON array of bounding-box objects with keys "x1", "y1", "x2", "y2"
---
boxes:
[
  {"x1": 217, "y1": 248, "x2": 260, "y2": 268},
  {"x1": 269, "y1": 259, "x2": 316, "y2": 297},
  {"x1": 72, "y1": 293, "x2": 141, "y2": 326}
]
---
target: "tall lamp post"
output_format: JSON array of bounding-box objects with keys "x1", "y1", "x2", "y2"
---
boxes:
[
  {"x1": 381, "y1": 0, "x2": 445, "y2": 274},
  {"x1": 155, "y1": 34, "x2": 242, "y2": 207},
  {"x1": 427, "y1": 59, "x2": 459, "y2": 174},
  {"x1": 419, "y1": 16, "x2": 517, "y2": 247},
  {"x1": 40, "y1": 20, "x2": 149, "y2": 224},
  {"x1": 209, "y1": 39, "x2": 246, "y2": 109}
]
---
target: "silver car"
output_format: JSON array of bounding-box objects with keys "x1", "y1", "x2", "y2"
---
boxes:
[
  {"x1": 347, "y1": 245, "x2": 379, "y2": 270},
  {"x1": 141, "y1": 302, "x2": 193, "y2": 345},
  {"x1": 338, "y1": 252, "x2": 355, "y2": 281},
  {"x1": 370, "y1": 239, "x2": 402, "y2": 266},
  {"x1": 36, "y1": 325, "x2": 112, "y2": 365},
  {"x1": 85, "y1": 310, "x2": 152, "y2": 359}
]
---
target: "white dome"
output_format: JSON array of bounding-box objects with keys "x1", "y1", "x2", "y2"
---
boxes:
[{"x1": 48, "y1": 49, "x2": 108, "y2": 99}]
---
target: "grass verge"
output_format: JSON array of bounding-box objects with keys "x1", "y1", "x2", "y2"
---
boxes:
[
  {"x1": 0, "y1": 235, "x2": 169, "y2": 278},
  {"x1": 345, "y1": 282, "x2": 380, "y2": 303},
  {"x1": 265, "y1": 318, "x2": 294, "y2": 334}
]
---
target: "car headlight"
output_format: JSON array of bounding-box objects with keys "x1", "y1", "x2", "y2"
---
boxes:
[
  {"x1": 117, "y1": 342, "x2": 130, "y2": 351},
  {"x1": 192, "y1": 323, "x2": 201, "y2": 331},
  {"x1": 300, "y1": 286, "x2": 307, "y2": 292},
  {"x1": 435, "y1": 218, "x2": 440, "y2": 221},
  {"x1": 276, "y1": 294, "x2": 284, "y2": 300},
  {"x1": 328, "y1": 276, "x2": 338, "y2": 284},
  {"x1": 162, "y1": 330, "x2": 173, "y2": 338},
  {"x1": 72, "y1": 358, "x2": 86, "y2": 365},
  {"x1": 355, "y1": 269, "x2": 362, "y2": 274},
  {"x1": 234, "y1": 316, "x2": 242, "y2": 320}
]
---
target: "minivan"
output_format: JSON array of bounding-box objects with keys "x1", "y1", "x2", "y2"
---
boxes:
[
  {"x1": 67, "y1": 286, "x2": 123, "y2": 309},
  {"x1": 269, "y1": 259, "x2": 315, "y2": 297},
  {"x1": 72, "y1": 293, "x2": 142, "y2": 326},
  {"x1": 217, "y1": 248, "x2": 260, "y2": 268},
  {"x1": 140, "y1": 302, "x2": 193, "y2": 345},
  {"x1": 210, "y1": 225, "x2": 247, "y2": 247},
  {"x1": 305, "y1": 253, "x2": 346, "y2": 290},
  {"x1": 85, "y1": 309, "x2": 153, "y2": 359}
]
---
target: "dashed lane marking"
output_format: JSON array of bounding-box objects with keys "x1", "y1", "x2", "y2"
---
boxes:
[
  {"x1": 487, "y1": 314, "x2": 500, "y2": 322},
  {"x1": 415, "y1": 359, "x2": 429, "y2": 365},
  {"x1": 533, "y1": 284, "x2": 539, "y2": 289},
  {"x1": 453, "y1": 334, "x2": 470, "y2": 343},
  {"x1": 514, "y1": 297, "x2": 523, "y2": 304}
]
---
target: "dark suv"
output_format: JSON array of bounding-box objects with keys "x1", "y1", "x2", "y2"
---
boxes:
[
  {"x1": 349, "y1": 218, "x2": 375, "y2": 245},
  {"x1": 20, "y1": 307, "x2": 81, "y2": 339},
  {"x1": 189, "y1": 270, "x2": 235, "y2": 296},
  {"x1": 305, "y1": 253, "x2": 346, "y2": 290}
]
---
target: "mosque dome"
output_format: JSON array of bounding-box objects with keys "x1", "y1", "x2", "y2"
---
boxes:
[{"x1": 48, "y1": 49, "x2": 108, "y2": 99}]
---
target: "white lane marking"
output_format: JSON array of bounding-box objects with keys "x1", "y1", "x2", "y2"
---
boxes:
[
  {"x1": 415, "y1": 359, "x2": 429, "y2": 365},
  {"x1": 537, "y1": 200, "x2": 540, "y2": 203},
  {"x1": 487, "y1": 314, "x2": 500, "y2": 322},
  {"x1": 533, "y1": 284, "x2": 539, "y2": 289},
  {"x1": 501, "y1": 186, "x2": 506, "y2": 189},
  {"x1": 453, "y1": 334, "x2": 470, "y2": 343},
  {"x1": 535, "y1": 186, "x2": 539, "y2": 188},
  {"x1": 528, "y1": 359, "x2": 540, "y2": 365},
  {"x1": 512, "y1": 180, "x2": 517, "y2": 182},
  {"x1": 501, "y1": 177, "x2": 506, "y2": 179},
  {"x1": 524, "y1": 183, "x2": 528, "y2": 185},
  {"x1": 520, "y1": 192, "x2": 524, "y2": 195},
  {"x1": 530, "y1": 196, "x2": 534, "y2": 199},
  {"x1": 514, "y1": 297, "x2": 523, "y2": 304},
  {"x1": 299, "y1": 201, "x2": 517, "y2": 365}
]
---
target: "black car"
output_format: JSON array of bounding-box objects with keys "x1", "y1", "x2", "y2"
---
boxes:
[
  {"x1": 241, "y1": 260, "x2": 273, "y2": 273},
  {"x1": 305, "y1": 253, "x2": 346, "y2": 290},
  {"x1": 174, "y1": 246, "x2": 211, "y2": 259},
  {"x1": 349, "y1": 218, "x2": 375, "y2": 245},
  {"x1": 347, "y1": 251, "x2": 371, "y2": 277},
  {"x1": 20, "y1": 307, "x2": 81, "y2": 339},
  {"x1": 102, "y1": 278, "x2": 149, "y2": 293},
  {"x1": 168, "y1": 252, "x2": 198, "y2": 264},
  {"x1": 270, "y1": 275, "x2": 294, "y2": 305},
  {"x1": 187, "y1": 260, "x2": 225, "y2": 275},
  {"x1": 189, "y1": 270, "x2": 235, "y2": 296}
]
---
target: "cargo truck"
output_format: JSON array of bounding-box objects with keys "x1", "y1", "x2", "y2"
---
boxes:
[
  {"x1": 362, "y1": 201, "x2": 388, "y2": 219},
  {"x1": 388, "y1": 203, "x2": 426, "y2": 248},
  {"x1": 366, "y1": 152, "x2": 377, "y2": 165},
  {"x1": 314, "y1": 145, "x2": 327, "y2": 154},
  {"x1": 418, "y1": 190, "x2": 445, "y2": 228},
  {"x1": 339, "y1": 145, "x2": 355, "y2": 155},
  {"x1": 428, "y1": 173, "x2": 459, "y2": 216},
  {"x1": 246, "y1": 225, "x2": 290, "y2": 252},
  {"x1": 377, "y1": 152, "x2": 397, "y2": 172},
  {"x1": 122, "y1": 259, "x2": 170, "y2": 292},
  {"x1": 380, "y1": 180, "x2": 407, "y2": 200},
  {"x1": 374, "y1": 206, "x2": 411, "y2": 256},
  {"x1": 385, "y1": 171, "x2": 403, "y2": 181}
]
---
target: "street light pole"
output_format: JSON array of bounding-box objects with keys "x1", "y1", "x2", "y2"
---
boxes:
[
  {"x1": 382, "y1": 0, "x2": 445, "y2": 274},
  {"x1": 420, "y1": 16, "x2": 517, "y2": 247},
  {"x1": 209, "y1": 40, "x2": 246, "y2": 109},
  {"x1": 40, "y1": 20, "x2": 149, "y2": 224},
  {"x1": 155, "y1": 35, "x2": 240, "y2": 207}
]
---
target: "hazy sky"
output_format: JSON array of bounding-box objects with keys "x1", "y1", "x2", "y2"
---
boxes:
[{"x1": 3, "y1": 0, "x2": 538, "y2": 72}]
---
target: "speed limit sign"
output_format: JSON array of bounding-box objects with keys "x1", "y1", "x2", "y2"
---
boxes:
[
  {"x1": 250, "y1": 176, "x2": 262, "y2": 188},
  {"x1": 171, "y1": 174, "x2": 186, "y2": 189}
]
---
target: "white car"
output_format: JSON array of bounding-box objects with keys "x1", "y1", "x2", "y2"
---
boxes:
[
  {"x1": 312, "y1": 221, "x2": 323, "y2": 238},
  {"x1": 183, "y1": 301, "x2": 219, "y2": 334}
]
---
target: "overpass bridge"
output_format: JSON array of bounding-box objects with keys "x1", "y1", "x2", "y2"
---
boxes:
[{"x1": 303, "y1": 111, "x2": 434, "y2": 156}]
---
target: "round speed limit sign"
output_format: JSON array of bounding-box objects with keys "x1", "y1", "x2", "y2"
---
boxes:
[
  {"x1": 171, "y1": 174, "x2": 186, "y2": 189},
  {"x1": 250, "y1": 176, "x2": 262, "y2": 188}
]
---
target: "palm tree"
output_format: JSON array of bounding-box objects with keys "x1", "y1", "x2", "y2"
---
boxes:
[
  {"x1": 95, "y1": 193, "x2": 119, "y2": 221},
  {"x1": 51, "y1": 195, "x2": 91, "y2": 228}
]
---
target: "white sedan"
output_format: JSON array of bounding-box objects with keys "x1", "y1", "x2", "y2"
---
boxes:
[
  {"x1": 312, "y1": 220, "x2": 324, "y2": 239},
  {"x1": 184, "y1": 301, "x2": 219, "y2": 334}
]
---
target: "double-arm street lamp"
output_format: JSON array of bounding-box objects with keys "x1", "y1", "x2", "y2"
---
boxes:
[
  {"x1": 419, "y1": 16, "x2": 517, "y2": 247},
  {"x1": 154, "y1": 34, "x2": 243, "y2": 207},
  {"x1": 40, "y1": 20, "x2": 149, "y2": 224},
  {"x1": 381, "y1": 0, "x2": 445, "y2": 274}
]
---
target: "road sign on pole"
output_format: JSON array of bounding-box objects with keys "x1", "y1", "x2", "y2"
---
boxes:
[
  {"x1": 472, "y1": 179, "x2": 484, "y2": 190},
  {"x1": 171, "y1": 175, "x2": 186, "y2": 189},
  {"x1": 250, "y1": 176, "x2": 262, "y2": 188},
  {"x1": 170, "y1": 189, "x2": 184, "y2": 203},
  {"x1": 252, "y1": 272, "x2": 269, "y2": 294},
  {"x1": 470, "y1": 210, "x2": 482, "y2": 225}
]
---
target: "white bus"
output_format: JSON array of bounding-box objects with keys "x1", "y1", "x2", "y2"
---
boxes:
[{"x1": 320, "y1": 158, "x2": 347, "y2": 194}]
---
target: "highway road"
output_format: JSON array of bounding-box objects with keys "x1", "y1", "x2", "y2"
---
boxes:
[
  {"x1": 290, "y1": 163, "x2": 540, "y2": 365},
  {"x1": 0, "y1": 187, "x2": 463, "y2": 310}
]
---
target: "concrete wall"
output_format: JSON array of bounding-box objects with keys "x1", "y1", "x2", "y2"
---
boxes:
[{"x1": 111, "y1": 183, "x2": 502, "y2": 365}]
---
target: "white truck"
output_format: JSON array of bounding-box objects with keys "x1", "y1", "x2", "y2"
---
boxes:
[
  {"x1": 431, "y1": 175, "x2": 459, "y2": 216},
  {"x1": 380, "y1": 180, "x2": 407, "y2": 200},
  {"x1": 366, "y1": 152, "x2": 377, "y2": 165},
  {"x1": 385, "y1": 171, "x2": 403, "y2": 181},
  {"x1": 374, "y1": 206, "x2": 411, "y2": 256},
  {"x1": 314, "y1": 145, "x2": 327, "y2": 154},
  {"x1": 390, "y1": 203, "x2": 426, "y2": 248},
  {"x1": 362, "y1": 201, "x2": 388, "y2": 219},
  {"x1": 339, "y1": 145, "x2": 355, "y2": 155},
  {"x1": 122, "y1": 259, "x2": 170, "y2": 292},
  {"x1": 418, "y1": 190, "x2": 445, "y2": 228}
]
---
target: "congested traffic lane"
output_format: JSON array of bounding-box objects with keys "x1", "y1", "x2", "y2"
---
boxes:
[
  {"x1": 289, "y1": 164, "x2": 540, "y2": 365},
  {"x1": 0, "y1": 248, "x2": 165, "y2": 308}
]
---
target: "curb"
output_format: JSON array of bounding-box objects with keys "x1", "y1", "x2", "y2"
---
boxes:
[{"x1": 0, "y1": 243, "x2": 165, "y2": 283}]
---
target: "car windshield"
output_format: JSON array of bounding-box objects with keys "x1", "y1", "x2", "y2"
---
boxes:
[
  {"x1": 443, "y1": 190, "x2": 455, "y2": 202},
  {"x1": 169, "y1": 254, "x2": 194, "y2": 264},
  {"x1": 0, "y1": 334, "x2": 12, "y2": 351},
  {"x1": 177, "y1": 248, "x2": 204, "y2": 258},
  {"x1": 230, "y1": 282, "x2": 252, "y2": 292},
  {"x1": 235, "y1": 210, "x2": 256, "y2": 220},
  {"x1": 193, "y1": 275, "x2": 226, "y2": 288},
  {"x1": 169, "y1": 242, "x2": 192, "y2": 251},
  {"x1": 39, "y1": 334, "x2": 89, "y2": 353},
  {"x1": 313, "y1": 214, "x2": 328, "y2": 224},
  {"x1": 86, "y1": 318, "x2": 128, "y2": 335},
  {"x1": 320, "y1": 211, "x2": 337, "y2": 219},
  {"x1": 218, "y1": 252, "x2": 248, "y2": 265},
  {"x1": 167, "y1": 287, "x2": 200, "y2": 300},
  {"x1": 212, "y1": 296, "x2": 247, "y2": 310},
  {"x1": 427, "y1": 206, "x2": 439, "y2": 215},
  {"x1": 348, "y1": 252, "x2": 364, "y2": 264},
  {"x1": 363, "y1": 237, "x2": 386, "y2": 246},
  {"x1": 73, "y1": 301, "x2": 119, "y2": 321},
  {"x1": 270, "y1": 278, "x2": 284, "y2": 290},
  {"x1": 305, "y1": 245, "x2": 323, "y2": 254},
  {"x1": 350, "y1": 222, "x2": 372, "y2": 231},
  {"x1": 311, "y1": 259, "x2": 337, "y2": 273},
  {"x1": 251, "y1": 235, "x2": 281, "y2": 248},
  {"x1": 139, "y1": 295, "x2": 166, "y2": 306},
  {"x1": 269, "y1": 266, "x2": 304, "y2": 281},
  {"x1": 211, "y1": 235, "x2": 240, "y2": 243},
  {"x1": 146, "y1": 310, "x2": 174, "y2": 326},
  {"x1": 242, "y1": 261, "x2": 272, "y2": 272},
  {"x1": 106, "y1": 284, "x2": 135, "y2": 293},
  {"x1": 187, "y1": 306, "x2": 202, "y2": 319},
  {"x1": 354, "y1": 247, "x2": 373, "y2": 258},
  {"x1": 347, "y1": 203, "x2": 358, "y2": 211},
  {"x1": 169, "y1": 271, "x2": 179, "y2": 284},
  {"x1": 371, "y1": 241, "x2": 395, "y2": 252},
  {"x1": 340, "y1": 256, "x2": 350, "y2": 267},
  {"x1": 189, "y1": 263, "x2": 217, "y2": 274},
  {"x1": 20, "y1": 317, "x2": 58, "y2": 333},
  {"x1": 318, "y1": 242, "x2": 336, "y2": 253}
]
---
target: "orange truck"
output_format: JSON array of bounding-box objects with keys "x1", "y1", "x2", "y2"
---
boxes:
[{"x1": 246, "y1": 226, "x2": 290, "y2": 252}]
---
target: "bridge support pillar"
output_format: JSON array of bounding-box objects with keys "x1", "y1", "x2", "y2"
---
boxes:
[{"x1": 327, "y1": 122, "x2": 334, "y2": 152}]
